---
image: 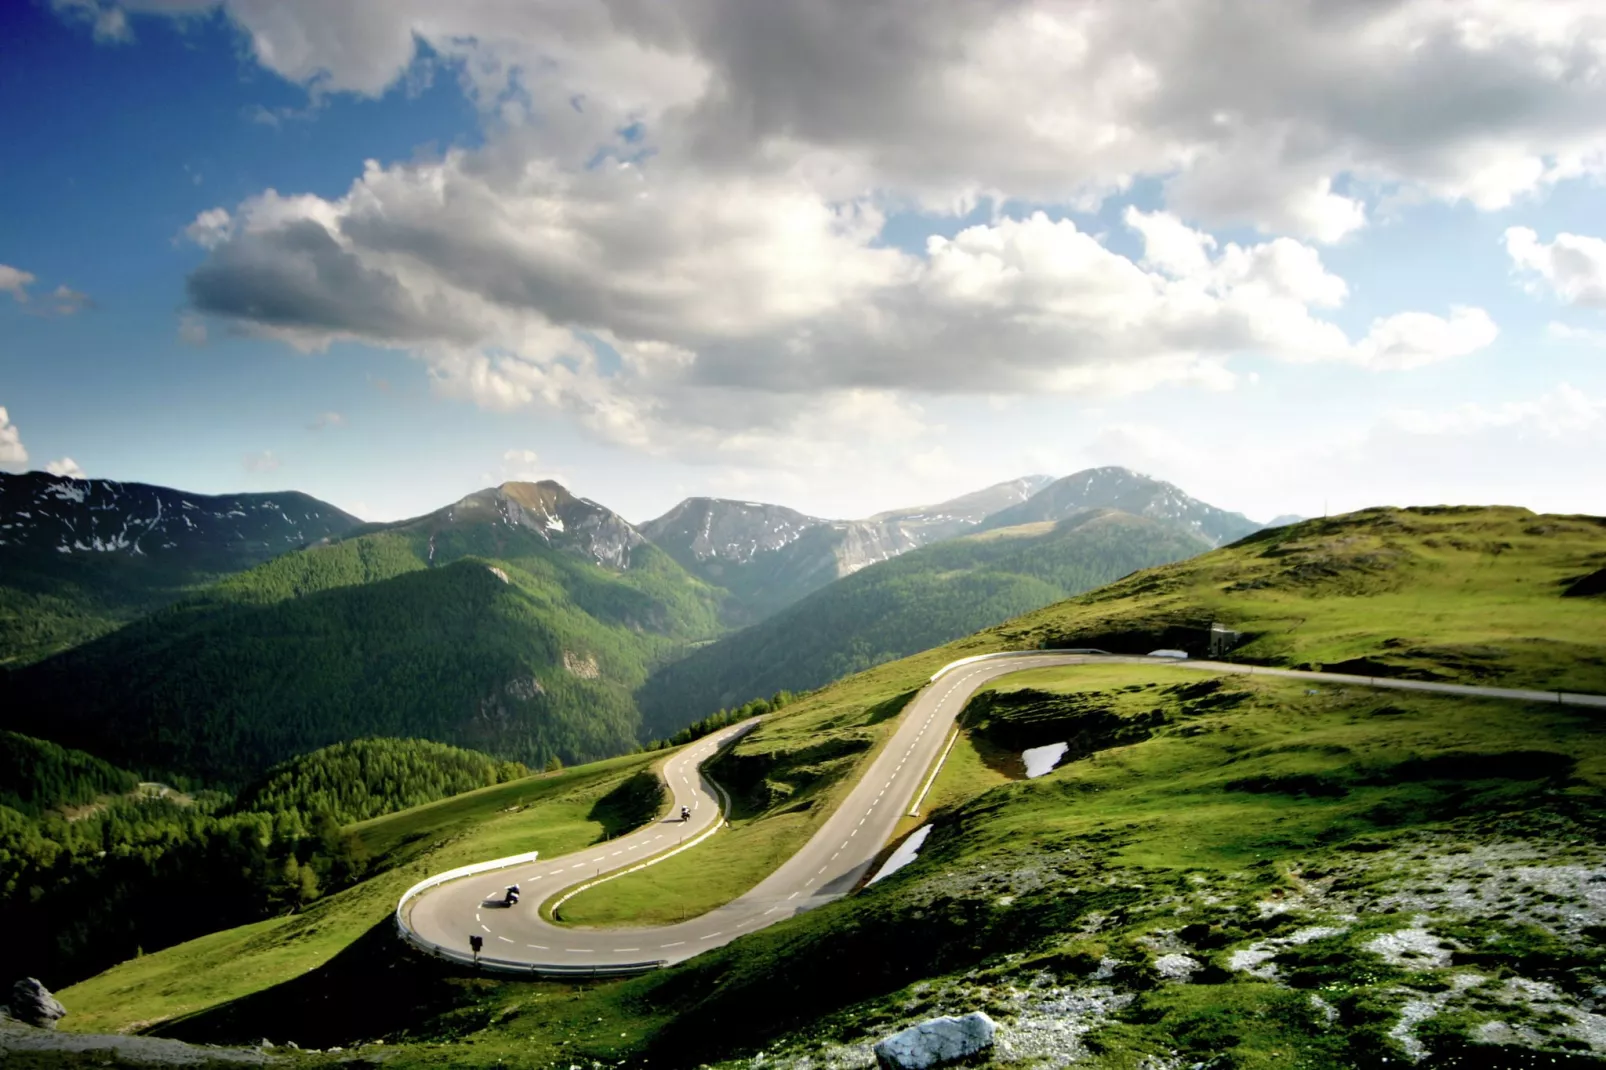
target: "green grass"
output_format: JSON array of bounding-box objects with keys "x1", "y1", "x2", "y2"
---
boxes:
[{"x1": 58, "y1": 750, "x2": 659, "y2": 1034}]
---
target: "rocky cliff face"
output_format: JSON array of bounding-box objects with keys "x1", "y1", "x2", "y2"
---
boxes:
[
  {"x1": 0, "y1": 471, "x2": 358, "y2": 565},
  {"x1": 978, "y1": 467, "x2": 1261, "y2": 547}
]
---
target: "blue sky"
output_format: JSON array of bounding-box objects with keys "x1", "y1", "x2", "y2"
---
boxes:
[{"x1": 2, "y1": 0, "x2": 1604, "y2": 524}]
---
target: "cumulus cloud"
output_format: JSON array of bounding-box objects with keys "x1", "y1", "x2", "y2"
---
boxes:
[
  {"x1": 1505, "y1": 227, "x2": 1606, "y2": 309},
  {"x1": 96, "y1": 0, "x2": 1606, "y2": 241},
  {"x1": 243, "y1": 450, "x2": 281, "y2": 473},
  {"x1": 0, "y1": 407, "x2": 28, "y2": 472},
  {"x1": 0, "y1": 264, "x2": 35, "y2": 302},
  {"x1": 44, "y1": 457, "x2": 87, "y2": 479},
  {"x1": 178, "y1": 157, "x2": 1495, "y2": 466}
]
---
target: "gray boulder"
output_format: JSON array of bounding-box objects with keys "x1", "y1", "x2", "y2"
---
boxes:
[
  {"x1": 873, "y1": 1012, "x2": 996, "y2": 1070},
  {"x1": 8, "y1": 978, "x2": 66, "y2": 1028}
]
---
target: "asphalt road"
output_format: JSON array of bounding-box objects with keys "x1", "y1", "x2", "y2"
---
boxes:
[{"x1": 404, "y1": 654, "x2": 1606, "y2": 971}]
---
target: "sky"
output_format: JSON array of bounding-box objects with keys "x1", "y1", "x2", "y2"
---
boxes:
[{"x1": 1, "y1": 0, "x2": 1604, "y2": 526}]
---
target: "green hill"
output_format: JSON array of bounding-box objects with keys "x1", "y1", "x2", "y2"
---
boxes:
[
  {"x1": 0, "y1": 730, "x2": 140, "y2": 818},
  {"x1": 1, "y1": 485, "x2": 724, "y2": 783},
  {"x1": 234, "y1": 738, "x2": 531, "y2": 825},
  {"x1": 638, "y1": 508, "x2": 1212, "y2": 734}
]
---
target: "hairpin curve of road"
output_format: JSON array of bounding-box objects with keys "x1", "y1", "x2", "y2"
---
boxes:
[{"x1": 396, "y1": 652, "x2": 1606, "y2": 976}]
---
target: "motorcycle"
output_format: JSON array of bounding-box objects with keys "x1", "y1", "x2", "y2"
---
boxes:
[
  {"x1": 680, "y1": 805, "x2": 691, "y2": 822},
  {"x1": 504, "y1": 884, "x2": 520, "y2": 906}
]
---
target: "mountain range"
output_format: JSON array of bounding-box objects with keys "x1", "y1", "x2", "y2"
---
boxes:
[
  {"x1": 639, "y1": 476, "x2": 1054, "y2": 624},
  {"x1": 0, "y1": 465, "x2": 1281, "y2": 782},
  {"x1": 0, "y1": 472, "x2": 361, "y2": 666}
]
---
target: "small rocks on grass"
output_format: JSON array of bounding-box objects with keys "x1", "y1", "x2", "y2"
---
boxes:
[
  {"x1": 1152, "y1": 954, "x2": 1201, "y2": 982},
  {"x1": 873, "y1": 1012, "x2": 995, "y2": 1070},
  {"x1": 6, "y1": 979, "x2": 66, "y2": 1029}
]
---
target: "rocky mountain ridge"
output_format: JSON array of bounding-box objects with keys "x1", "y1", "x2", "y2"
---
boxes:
[
  {"x1": 978, "y1": 467, "x2": 1261, "y2": 547},
  {"x1": 639, "y1": 476, "x2": 1058, "y2": 624},
  {"x1": 0, "y1": 471, "x2": 359, "y2": 565},
  {"x1": 376, "y1": 480, "x2": 647, "y2": 571}
]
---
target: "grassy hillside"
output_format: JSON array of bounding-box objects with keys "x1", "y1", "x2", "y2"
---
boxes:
[
  {"x1": 234, "y1": 738, "x2": 531, "y2": 825},
  {"x1": 1, "y1": 527, "x2": 723, "y2": 783},
  {"x1": 57, "y1": 749, "x2": 662, "y2": 1035},
  {"x1": 1002, "y1": 505, "x2": 1606, "y2": 692},
  {"x1": 638, "y1": 509, "x2": 1211, "y2": 735}
]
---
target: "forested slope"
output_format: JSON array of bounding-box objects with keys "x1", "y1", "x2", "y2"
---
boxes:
[
  {"x1": 1, "y1": 513, "x2": 723, "y2": 782},
  {"x1": 638, "y1": 509, "x2": 1210, "y2": 734},
  {"x1": 235, "y1": 738, "x2": 530, "y2": 824},
  {"x1": 0, "y1": 730, "x2": 140, "y2": 817}
]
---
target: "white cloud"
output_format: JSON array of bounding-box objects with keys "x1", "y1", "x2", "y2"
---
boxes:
[
  {"x1": 108, "y1": 0, "x2": 1606, "y2": 241},
  {"x1": 0, "y1": 407, "x2": 29, "y2": 472},
  {"x1": 179, "y1": 155, "x2": 1494, "y2": 468},
  {"x1": 1505, "y1": 227, "x2": 1606, "y2": 309},
  {"x1": 0, "y1": 264, "x2": 35, "y2": 302},
  {"x1": 307, "y1": 411, "x2": 344, "y2": 431},
  {"x1": 183, "y1": 207, "x2": 233, "y2": 250},
  {"x1": 243, "y1": 450, "x2": 281, "y2": 473},
  {"x1": 1349, "y1": 307, "x2": 1500, "y2": 371},
  {"x1": 44, "y1": 457, "x2": 87, "y2": 479}
]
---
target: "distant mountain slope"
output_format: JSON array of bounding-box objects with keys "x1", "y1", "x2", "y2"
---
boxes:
[
  {"x1": 1, "y1": 482, "x2": 723, "y2": 782},
  {"x1": 0, "y1": 472, "x2": 360, "y2": 666},
  {"x1": 979, "y1": 467, "x2": 1259, "y2": 547},
  {"x1": 866, "y1": 475, "x2": 1056, "y2": 543},
  {"x1": 637, "y1": 508, "x2": 1211, "y2": 733},
  {"x1": 640, "y1": 476, "x2": 1054, "y2": 625}
]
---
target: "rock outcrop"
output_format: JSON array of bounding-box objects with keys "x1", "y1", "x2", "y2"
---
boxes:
[
  {"x1": 6, "y1": 979, "x2": 66, "y2": 1029},
  {"x1": 873, "y1": 1012, "x2": 996, "y2": 1070}
]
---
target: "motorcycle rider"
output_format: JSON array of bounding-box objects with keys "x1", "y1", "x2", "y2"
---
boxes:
[
  {"x1": 680, "y1": 805, "x2": 690, "y2": 822},
  {"x1": 504, "y1": 883, "x2": 520, "y2": 906}
]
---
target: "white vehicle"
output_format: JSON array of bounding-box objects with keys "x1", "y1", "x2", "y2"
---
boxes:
[{"x1": 1147, "y1": 649, "x2": 1189, "y2": 659}]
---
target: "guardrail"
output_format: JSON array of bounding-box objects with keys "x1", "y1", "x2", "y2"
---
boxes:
[
  {"x1": 395, "y1": 850, "x2": 671, "y2": 976},
  {"x1": 395, "y1": 721, "x2": 759, "y2": 977},
  {"x1": 928, "y1": 648, "x2": 1111, "y2": 683}
]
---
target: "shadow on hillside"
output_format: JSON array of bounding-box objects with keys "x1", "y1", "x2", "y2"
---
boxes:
[{"x1": 148, "y1": 918, "x2": 508, "y2": 1050}]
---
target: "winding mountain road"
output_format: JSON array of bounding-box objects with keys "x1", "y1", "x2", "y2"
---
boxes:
[{"x1": 401, "y1": 654, "x2": 1606, "y2": 974}]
